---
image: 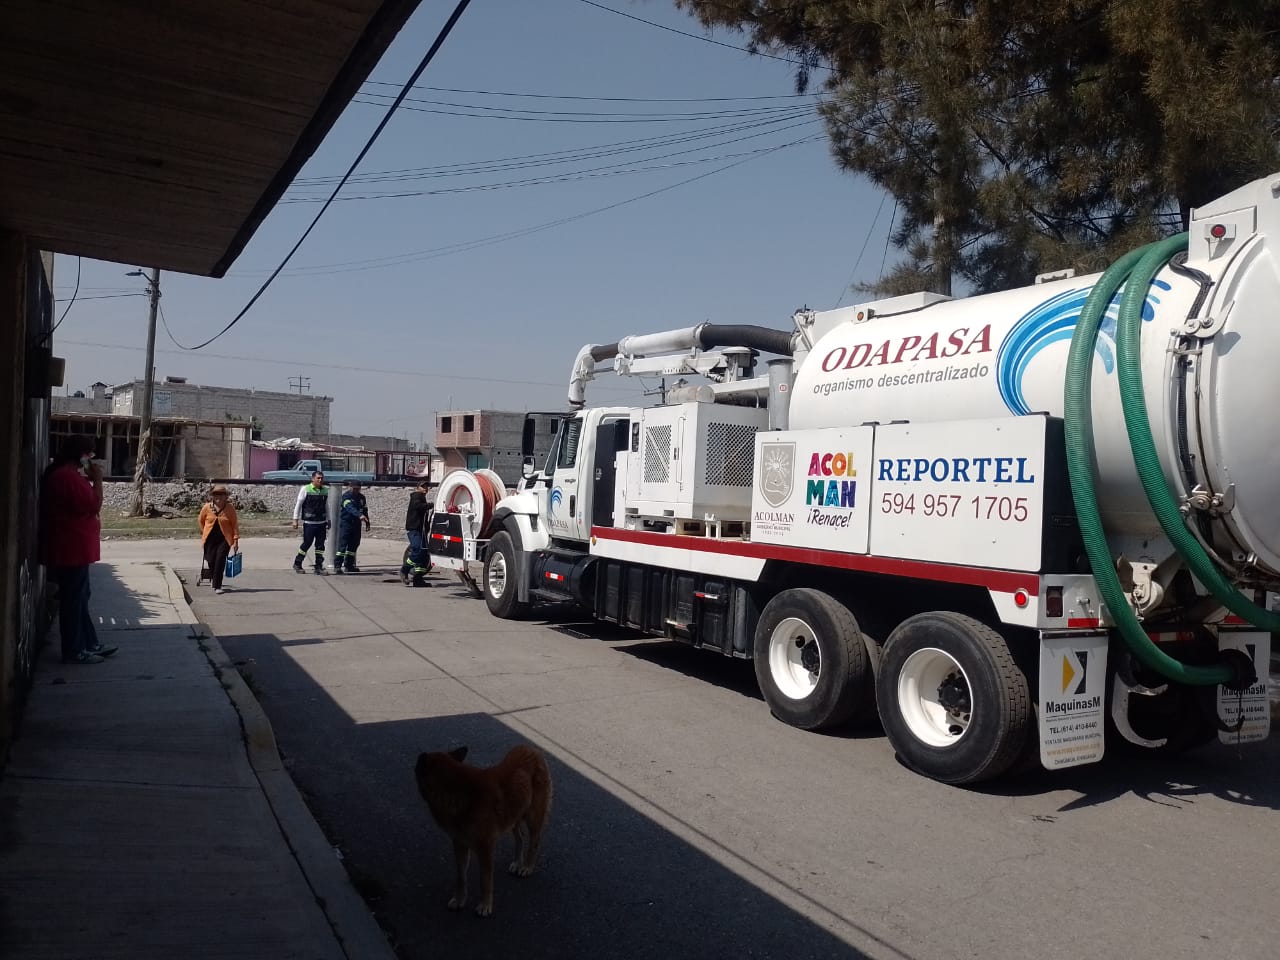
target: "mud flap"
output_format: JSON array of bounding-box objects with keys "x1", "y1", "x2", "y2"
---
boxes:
[
  {"x1": 1037, "y1": 633, "x2": 1109, "y2": 770},
  {"x1": 1217, "y1": 631, "x2": 1271, "y2": 745}
]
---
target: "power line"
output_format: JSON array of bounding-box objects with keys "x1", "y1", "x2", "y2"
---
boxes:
[
  {"x1": 58, "y1": 337, "x2": 641, "y2": 393},
  {"x1": 53, "y1": 291, "x2": 147, "y2": 303},
  {"x1": 158, "y1": 302, "x2": 197, "y2": 351},
  {"x1": 181, "y1": 0, "x2": 474, "y2": 352},
  {"x1": 352, "y1": 91, "x2": 812, "y2": 120},
  {"x1": 282, "y1": 129, "x2": 822, "y2": 205},
  {"x1": 349, "y1": 95, "x2": 807, "y2": 124},
  {"x1": 358, "y1": 80, "x2": 819, "y2": 103},
  {"x1": 576, "y1": 0, "x2": 830, "y2": 71},
  {"x1": 878, "y1": 199, "x2": 899, "y2": 280},
  {"x1": 283, "y1": 142, "x2": 819, "y2": 205},
  {"x1": 235, "y1": 137, "x2": 813, "y2": 280},
  {"x1": 288, "y1": 111, "x2": 814, "y2": 187},
  {"x1": 833, "y1": 193, "x2": 888, "y2": 308},
  {"x1": 50, "y1": 256, "x2": 81, "y2": 336},
  {"x1": 54, "y1": 284, "x2": 138, "y2": 295}
]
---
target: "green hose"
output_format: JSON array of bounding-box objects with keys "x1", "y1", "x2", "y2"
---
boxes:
[
  {"x1": 1064, "y1": 238, "x2": 1248, "y2": 687},
  {"x1": 1116, "y1": 236, "x2": 1280, "y2": 636}
]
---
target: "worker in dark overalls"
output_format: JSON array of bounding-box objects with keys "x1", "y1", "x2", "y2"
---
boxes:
[
  {"x1": 399, "y1": 479, "x2": 433, "y2": 587},
  {"x1": 334, "y1": 481, "x2": 370, "y2": 574}
]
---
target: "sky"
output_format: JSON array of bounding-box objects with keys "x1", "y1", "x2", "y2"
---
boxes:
[{"x1": 50, "y1": 0, "x2": 888, "y2": 444}]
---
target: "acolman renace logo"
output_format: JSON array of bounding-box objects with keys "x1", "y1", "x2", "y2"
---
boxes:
[
  {"x1": 806, "y1": 451, "x2": 858, "y2": 507},
  {"x1": 805, "y1": 451, "x2": 858, "y2": 528}
]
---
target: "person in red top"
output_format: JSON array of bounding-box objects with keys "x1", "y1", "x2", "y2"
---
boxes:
[{"x1": 42, "y1": 436, "x2": 117, "y2": 664}]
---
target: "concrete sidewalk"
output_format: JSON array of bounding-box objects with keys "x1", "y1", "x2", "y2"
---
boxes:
[{"x1": 0, "y1": 559, "x2": 397, "y2": 960}]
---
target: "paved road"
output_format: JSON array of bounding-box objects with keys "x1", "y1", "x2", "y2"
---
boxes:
[{"x1": 119, "y1": 538, "x2": 1280, "y2": 960}]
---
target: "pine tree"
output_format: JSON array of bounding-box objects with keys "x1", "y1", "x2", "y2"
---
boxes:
[{"x1": 674, "y1": 0, "x2": 1280, "y2": 294}]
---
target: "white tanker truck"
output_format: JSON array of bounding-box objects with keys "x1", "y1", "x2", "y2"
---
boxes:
[{"x1": 431, "y1": 172, "x2": 1278, "y2": 784}]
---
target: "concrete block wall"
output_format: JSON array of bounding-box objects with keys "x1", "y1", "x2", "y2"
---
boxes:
[
  {"x1": 112, "y1": 381, "x2": 331, "y2": 440},
  {"x1": 52, "y1": 394, "x2": 111, "y2": 415},
  {"x1": 183, "y1": 430, "x2": 232, "y2": 478}
]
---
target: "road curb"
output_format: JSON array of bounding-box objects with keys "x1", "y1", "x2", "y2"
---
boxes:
[
  {"x1": 168, "y1": 565, "x2": 398, "y2": 960},
  {"x1": 158, "y1": 564, "x2": 200, "y2": 625}
]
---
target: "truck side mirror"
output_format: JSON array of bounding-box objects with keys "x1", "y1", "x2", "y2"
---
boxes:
[
  {"x1": 521, "y1": 417, "x2": 536, "y2": 458},
  {"x1": 521, "y1": 455, "x2": 536, "y2": 480}
]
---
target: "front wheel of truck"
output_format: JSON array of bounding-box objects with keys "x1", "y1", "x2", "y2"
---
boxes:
[{"x1": 484, "y1": 531, "x2": 530, "y2": 620}]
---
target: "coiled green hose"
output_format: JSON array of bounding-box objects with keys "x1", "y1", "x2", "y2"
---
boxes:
[
  {"x1": 1064, "y1": 236, "x2": 1262, "y2": 686},
  {"x1": 1116, "y1": 236, "x2": 1280, "y2": 639}
]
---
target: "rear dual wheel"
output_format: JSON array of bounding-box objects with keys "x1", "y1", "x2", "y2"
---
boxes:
[
  {"x1": 876, "y1": 612, "x2": 1031, "y2": 785},
  {"x1": 753, "y1": 588, "x2": 873, "y2": 730}
]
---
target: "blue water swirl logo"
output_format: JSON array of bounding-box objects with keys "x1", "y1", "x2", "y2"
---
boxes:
[
  {"x1": 550, "y1": 487, "x2": 563, "y2": 513},
  {"x1": 996, "y1": 279, "x2": 1170, "y2": 415}
]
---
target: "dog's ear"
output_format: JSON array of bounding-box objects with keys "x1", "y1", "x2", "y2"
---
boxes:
[{"x1": 448, "y1": 745, "x2": 468, "y2": 763}]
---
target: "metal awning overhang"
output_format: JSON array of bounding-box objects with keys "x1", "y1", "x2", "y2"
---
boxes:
[{"x1": 0, "y1": 0, "x2": 420, "y2": 277}]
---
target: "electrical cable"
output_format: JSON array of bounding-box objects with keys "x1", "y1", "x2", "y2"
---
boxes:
[
  {"x1": 58, "y1": 336, "x2": 642, "y2": 393},
  {"x1": 833, "y1": 193, "x2": 887, "y2": 307},
  {"x1": 157, "y1": 302, "x2": 196, "y2": 351},
  {"x1": 54, "y1": 292, "x2": 147, "y2": 302},
  {"x1": 349, "y1": 96, "x2": 806, "y2": 123},
  {"x1": 352, "y1": 91, "x2": 812, "y2": 119},
  {"x1": 48, "y1": 255, "x2": 81, "y2": 336},
  {"x1": 878, "y1": 199, "x2": 898, "y2": 280},
  {"x1": 240, "y1": 137, "x2": 812, "y2": 280},
  {"x1": 289, "y1": 111, "x2": 814, "y2": 187},
  {"x1": 282, "y1": 130, "x2": 822, "y2": 204},
  {"x1": 179, "y1": 0, "x2": 474, "y2": 352},
  {"x1": 358, "y1": 80, "x2": 820, "y2": 102},
  {"x1": 576, "y1": 0, "x2": 830, "y2": 71}
]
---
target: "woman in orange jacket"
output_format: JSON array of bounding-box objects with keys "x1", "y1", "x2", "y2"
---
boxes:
[{"x1": 198, "y1": 484, "x2": 240, "y2": 594}]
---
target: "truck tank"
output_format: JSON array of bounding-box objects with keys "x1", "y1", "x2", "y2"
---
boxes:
[{"x1": 790, "y1": 172, "x2": 1280, "y2": 582}]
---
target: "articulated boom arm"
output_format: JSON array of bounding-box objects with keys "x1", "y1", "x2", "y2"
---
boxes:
[{"x1": 567, "y1": 322, "x2": 795, "y2": 406}]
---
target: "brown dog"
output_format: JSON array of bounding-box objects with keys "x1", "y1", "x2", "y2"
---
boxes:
[{"x1": 414, "y1": 744, "x2": 553, "y2": 917}]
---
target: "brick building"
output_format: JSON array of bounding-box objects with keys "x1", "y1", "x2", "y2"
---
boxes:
[{"x1": 435, "y1": 410, "x2": 560, "y2": 482}]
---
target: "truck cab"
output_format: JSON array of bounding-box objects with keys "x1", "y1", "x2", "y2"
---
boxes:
[{"x1": 538, "y1": 407, "x2": 632, "y2": 543}]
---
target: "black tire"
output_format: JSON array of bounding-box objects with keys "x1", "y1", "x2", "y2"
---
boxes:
[
  {"x1": 752, "y1": 588, "x2": 870, "y2": 730},
  {"x1": 484, "y1": 530, "x2": 529, "y2": 620},
  {"x1": 876, "y1": 612, "x2": 1030, "y2": 785}
]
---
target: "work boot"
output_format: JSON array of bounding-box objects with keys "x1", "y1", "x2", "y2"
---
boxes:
[
  {"x1": 293, "y1": 562, "x2": 304, "y2": 574},
  {"x1": 333, "y1": 560, "x2": 345, "y2": 575},
  {"x1": 346, "y1": 561, "x2": 360, "y2": 573},
  {"x1": 399, "y1": 570, "x2": 410, "y2": 586},
  {"x1": 314, "y1": 564, "x2": 326, "y2": 575}
]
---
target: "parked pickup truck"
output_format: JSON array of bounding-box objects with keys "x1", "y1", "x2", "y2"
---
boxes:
[{"x1": 260, "y1": 459, "x2": 375, "y2": 483}]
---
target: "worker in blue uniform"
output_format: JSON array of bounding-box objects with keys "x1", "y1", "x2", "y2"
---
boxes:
[{"x1": 334, "y1": 481, "x2": 371, "y2": 574}]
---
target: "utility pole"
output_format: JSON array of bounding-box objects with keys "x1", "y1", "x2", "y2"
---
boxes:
[{"x1": 129, "y1": 267, "x2": 160, "y2": 517}]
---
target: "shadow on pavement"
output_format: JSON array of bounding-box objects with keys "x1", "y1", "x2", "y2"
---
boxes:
[
  {"x1": 973, "y1": 738, "x2": 1280, "y2": 813},
  {"x1": 185, "y1": 565, "x2": 1280, "y2": 960},
  {"x1": 89, "y1": 562, "x2": 176, "y2": 631},
  {"x1": 201, "y1": 626, "x2": 889, "y2": 960}
]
